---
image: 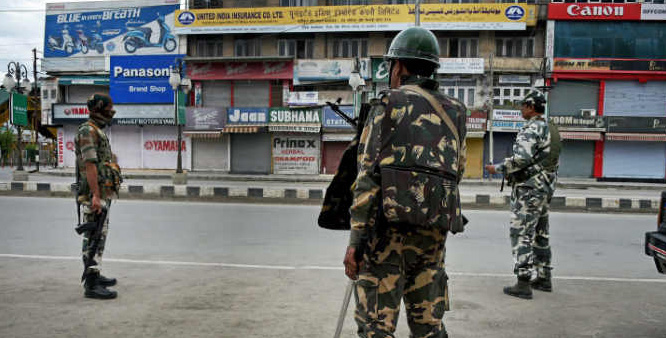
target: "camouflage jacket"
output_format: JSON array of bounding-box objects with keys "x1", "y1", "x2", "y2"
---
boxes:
[
  {"x1": 75, "y1": 120, "x2": 119, "y2": 200},
  {"x1": 496, "y1": 115, "x2": 551, "y2": 188},
  {"x1": 349, "y1": 76, "x2": 468, "y2": 247}
]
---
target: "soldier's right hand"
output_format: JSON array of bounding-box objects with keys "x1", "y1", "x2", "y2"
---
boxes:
[{"x1": 91, "y1": 195, "x2": 102, "y2": 214}]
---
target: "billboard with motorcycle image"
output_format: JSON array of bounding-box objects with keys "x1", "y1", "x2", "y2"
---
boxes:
[{"x1": 44, "y1": 0, "x2": 180, "y2": 59}]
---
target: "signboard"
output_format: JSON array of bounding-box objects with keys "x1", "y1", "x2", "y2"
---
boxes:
[
  {"x1": 175, "y1": 4, "x2": 535, "y2": 35},
  {"x1": 10, "y1": 92, "x2": 29, "y2": 127},
  {"x1": 466, "y1": 110, "x2": 487, "y2": 131},
  {"x1": 499, "y1": 75, "x2": 531, "y2": 84},
  {"x1": 185, "y1": 107, "x2": 225, "y2": 130},
  {"x1": 44, "y1": 0, "x2": 180, "y2": 58},
  {"x1": 438, "y1": 58, "x2": 484, "y2": 74},
  {"x1": 177, "y1": 91, "x2": 186, "y2": 125},
  {"x1": 141, "y1": 126, "x2": 191, "y2": 170},
  {"x1": 323, "y1": 105, "x2": 354, "y2": 129},
  {"x1": 226, "y1": 107, "x2": 268, "y2": 125},
  {"x1": 272, "y1": 135, "x2": 320, "y2": 175},
  {"x1": 550, "y1": 115, "x2": 606, "y2": 130},
  {"x1": 489, "y1": 120, "x2": 524, "y2": 132},
  {"x1": 288, "y1": 91, "x2": 318, "y2": 106},
  {"x1": 547, "y1": 3, "x2": 641, "y2": 21},
  {"x1": 553, "y1": 58, "x2": 666, "y2": 73},
  {"x1": 52, "y1": 103, "x2": 175, "y2": 125},
  {"x1": 110, "y1": 54, "x2": 185, "y2": 104},
  {"x1": 607, "y1": 116, "x2": 666, "y2": 133},
  {"x1": 187, "y1": 61, "x2": 293, "y2": 80},
  {"x1": 269, "y1": 107, "x2": 321, "y2": 125},
  {"x1": 372, "y1": 58, "x2": 390, "y2": 83},
  {"x1": 492, "y1": 109, "x2": 524, "y2": 122},
  {"x1": 294, "y1": 59, "x2": 370, "y2": 84},
  {"x1": 642, "y1": 4, "x2": 666, "y2": 21}
]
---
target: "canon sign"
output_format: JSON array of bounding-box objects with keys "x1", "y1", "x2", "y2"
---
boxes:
[{"x1": 566, "y1": 5, "x2": 624, "y2": 17}]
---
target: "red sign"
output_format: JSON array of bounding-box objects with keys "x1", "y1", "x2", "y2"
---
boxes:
[
  {"x1": 548, "y1": 3, "x2": 641, "y2": 20},
  {"x1": 58, "y1": 130, "x2": 64, "y2": 164},
  {"x1": 187, "y1": 61, "x2": 294, "y2": 80},
  {"x1": 144, "y1": 140, "x2": 187, "y2": 152}
]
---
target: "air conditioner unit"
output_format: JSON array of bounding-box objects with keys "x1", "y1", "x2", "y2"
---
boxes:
[{"x1": 580, "y1": 109, "x2": 597, "y2": 118}]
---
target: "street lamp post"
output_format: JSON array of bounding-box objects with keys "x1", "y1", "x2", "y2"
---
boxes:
[
  {"x1": 348, "y1": 57, "x2": 365, "y2": 119},
  {"x1": 3, "y1": 61, "x2": 31, "y2": 180},
  {"x1": 169, "y1": 59, "x2": 191, "y2": 184}
]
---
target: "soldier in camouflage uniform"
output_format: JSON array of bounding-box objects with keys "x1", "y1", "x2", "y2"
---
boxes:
[
  {"x1": 485, "y1": 91, "x2": 557, "y2": 299},
  {"x1": 343, "y1": 27, "x2": 467, "y2": 338},
  {"x1": 75, "y1": 93, "x2": 121, "y2": 300}
]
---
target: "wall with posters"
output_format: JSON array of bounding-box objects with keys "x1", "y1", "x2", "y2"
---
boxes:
[{"x1": 272, "y1": 134, "x2": 320, "y2": 175}]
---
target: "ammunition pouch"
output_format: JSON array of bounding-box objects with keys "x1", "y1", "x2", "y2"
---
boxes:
[
  {"x1": 507, "y1": 164, "x2": 543, "y2": 185},
  {"x1": 100, "y1": 162, "x2": 122, "y2": 197}
]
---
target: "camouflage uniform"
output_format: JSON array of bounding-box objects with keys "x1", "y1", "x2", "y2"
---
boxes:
[
  {"x1": 75, "y1": 120, "x2": 116, "y2": 277},
  {"x1": 349, "y1": 76, "x2": 467, "y2": 338},
  {"x1": 495, "y1": 116, "x2": 554, "y2": 281}
]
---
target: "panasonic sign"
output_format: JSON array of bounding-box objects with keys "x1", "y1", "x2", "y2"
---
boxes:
[
  {"x1": 566, "y1": 5, "x2": 624, "y2": 17},
  {"x1": 113, "y1": 66, "x2": 172, "y2": 78},
  {"x1": 109, "y1": 54, "x2": 185, "y2": 104}
]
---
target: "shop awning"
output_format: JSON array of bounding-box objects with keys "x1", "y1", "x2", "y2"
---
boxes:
[
  {"x1": 183, "y1": 131, "x2": 223, "y2": 139},
  {"x1": 606, "y1": 133, "x2": 666, "y2": 142},
  {"x1": 269, "y1": 124, "x2": 321, "y2": 133},
  {"x1": 559, "y1": 131, "x2": 603, "y2": 141},
  {"x1": 223, "y1": 126, "x2": 263, "y2": 133}
]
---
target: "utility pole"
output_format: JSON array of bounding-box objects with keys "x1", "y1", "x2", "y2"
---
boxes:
[
  {"x1": 415, "y1": 0, "x2": 420, "y2": 26},
  {"x1": 32, "y1": 48, "x2": 39, "y2": 172},
  {"x1": 488, "y1": 52, "x2": 494, "y2": 181}
]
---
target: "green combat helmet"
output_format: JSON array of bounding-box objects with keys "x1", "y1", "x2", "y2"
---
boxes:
[
  {"x1": 521, "y1": 91, "x2": 547, "y2": 112},
  {"x1": 384, "y1": 26, "x2": 440, "y2": 68}
]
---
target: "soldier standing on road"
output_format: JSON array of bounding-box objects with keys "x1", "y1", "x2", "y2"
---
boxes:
[
  {"x1": 343, "y1": 27, "x2": 468, "y2": 338},
  {"x1": 74, "y1": 93, "x2": 122, "y2": 299},
  {"x1": 485, "y1": 91, "x2": 560, "y2": 299}
]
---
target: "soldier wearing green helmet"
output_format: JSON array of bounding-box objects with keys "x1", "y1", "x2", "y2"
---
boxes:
[{"x1": 343, "y1": 26, "x2": 468, "y2": 338}]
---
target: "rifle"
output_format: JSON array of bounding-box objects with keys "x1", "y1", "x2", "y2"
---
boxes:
[
  {"x1": 78, "y1": 203, "x2": 109, "y2": 281},
  {"x1": 326, "y1": 98, "x2": 357, "y2": 128}
]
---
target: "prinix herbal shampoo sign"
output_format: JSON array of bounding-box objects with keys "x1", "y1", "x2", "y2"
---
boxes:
[{"x1": 272, "y1": 135, "x2": 320, "y2": 174}]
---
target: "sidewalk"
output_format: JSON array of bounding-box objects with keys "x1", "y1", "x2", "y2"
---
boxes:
[{"x1": 0, "y1": 166, "x2": 663, "y2": 213}]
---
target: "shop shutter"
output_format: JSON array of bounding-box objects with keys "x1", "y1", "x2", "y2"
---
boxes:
[
  {"x1": 192, "y1": 137, "x2": 229, "y2": 171},
  {"x1": 234, "y1": 80, "x2": 269, "y2": 107},
  {"x1": 549, "y1": 80, "x2": 599, "y2": 115},
  {"x1": 558, "y1": 140, "x2": 594, "y2": 178},
  {"x1": 603, "y1": 141, "x2": 666, "y2": 179},
  {"x1": 107, "y1": 126, "x2": 142, "y2": 169},
  {"x1": 230, "y1": 133, "x2": 271, "y2": 174},
  {"x1": 604, "y1": 81, "x2": 666, "y2": 117},
  {"x1": 203, "y1": 81, "x2": 231, "y2": 108}
]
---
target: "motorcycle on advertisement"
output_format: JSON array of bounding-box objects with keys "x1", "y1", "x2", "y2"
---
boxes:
[
  {"x1": 123, "y1": 13, "x2": 177, "y2": 54},
  {"x1": 47, "y1": 27, "x2": 75, "y2": 54},
  {"x1": 88, "y1": 21, "x2": 105, "y2": 54},
  {"x1": 75, "y1": 29, "x2": 89, "y2": 54}
]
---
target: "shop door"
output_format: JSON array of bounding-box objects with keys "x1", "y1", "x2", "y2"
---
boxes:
[
  {"x1": 603, "y1": 141, "x2": 666, "y2": 179},
  {"x1": 463, "y1": 138, "x2": 484, "y2": 179},
  {"x1": 193, "y1": 137, "x2": 228, "y2": 171},
  {"x1": 322, "y1": 141, "x2": 348, "y2": 175},
  {"x1": 230, "y1": 133, "x2": 271, "y2": 174}
]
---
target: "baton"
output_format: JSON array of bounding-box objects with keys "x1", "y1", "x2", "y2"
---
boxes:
[{"x1": 333, "y1": 280, "x2": 355, "y2": 338}]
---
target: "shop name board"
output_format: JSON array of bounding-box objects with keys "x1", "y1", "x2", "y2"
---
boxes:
[
  {"x1": 110, "y1": 55, "x2": 185, "y2": 104},
  {"x1": 642, "y1": 4, "x2": 666, "y2": 21},
  {"x1": 550, "y1": 115, "x2": 605, "y2": 129},
  {"x1": 490, "y1": 120, "x2": 524, "y2": 132},
  {"x1": 492, "y1": 109, "x2": 524, "y2": 122},
  {"x1": 227, "y1": 107, "x2": 268, "y2": 125},
  {"x1": 548, "y1": 3, "x2": 641, "y2": 20},
  {"x1": 53, "y1": 104, "x2": 174, "y2": 124},
  {"x1": 323, "y1": 105, "x2": 354, "y2": 129},
  {"x1": 607, "y1": 116, "x2": 666, "y2": 133},
  {"x1": 144, "y1": 140, "x2": 187, "y2": 152},
  {"x1": 175, "y1": 4, "x2": 535, "y2": 35},
  {"x1": 186, "y1": 107, "x2": 224, "y2": 130},
  {"x1": 553, "y1": 58, "x2": 666, "y2": 73},
  {"x1": 115, "y1": 118, "x2": 174, "y2": 125},
  {"x1": 294, "y1": 59, "x2": 370, "y2": 84},
  {"x1": 273, "y1": 137, "x2": 317, "y2": 149},
  {"x1": 270, "y1": 107, "x2": 321, "y2": 124},
  {"x1": 188, "y1": 62, "x2": 293, "y2": 80},
  {"x1": 272, "y1": 135, "x2": 320, "y2": 174},
  {"x1": 438, "y1": 58, "x2": 484, "y2": 74}
]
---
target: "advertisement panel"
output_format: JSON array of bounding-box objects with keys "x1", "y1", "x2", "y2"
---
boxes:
[
  {"x1": 272, "y1": 134, "x2": 320, "y2": 175},
  {"x1": 185, "y1": 107, "x2": 225, "y2": 130},
  {"x1": 642, "y1": 4, "x2": 666, "y2": 21},
  {"x1": 110, "y1": 54, "x2": 185, "y2": 103},
  {"x1": 226, "y1": 107, "x2": 269, "y2": 125},
  {"x1": 53, "y1": 103, "x2": 175, "y2": 125},
  {"x1": 466, "y1": 110, "x2": 487, "y2": 131},
  {"x1": 44, "y1": 0, "x2": 180, "y2": 59},
  {"x1": 553, "y1": 58, "x2": 666, "y2": 72},
  {"x1": 141, "y1": 126, "x2": 191, "y2": 170},
  {"x1": 323, "y1": 105, "x2": 354, "y2": 129},
  {"x1": 10, "y1": 92, "x2": 29, "y2": 127},
  {"x1": 607, "y1": 116, "x2": 666, "y2": 133},
  {"x1": 438, "y1": 58, "x2": 484, "y2": 74},
  {"x1": 550, "y1": 115, "x2": 606, "y2": 130},
  {"x1": 294, "y1": 59, "x2": 370, "y2": 84},
  {"x1": 493, "y1": 109, "x2": 524, "y2": 121},
  {"x1": 175, "y1": 4, "x2": 535, "y2": 34},
  {"x1": 372, "y1": 58, "x2": 390, "y2": 83},
  {"x1": 187, "y1": 61, "x2": 293, "y2": 80},
  {"x1": 288, "y1": 92, "x2": 318, "y2": 106},
  {"x1": 547, "y1": 3, "x2": 641, "y2": 21}
]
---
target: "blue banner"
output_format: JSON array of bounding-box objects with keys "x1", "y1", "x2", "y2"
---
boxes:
[
  {"x1": 110, "y1": 54, "x2": 185, "y2": 104},
  {"x1": 323, "y1": 105, "x2": 354, "y2": 129},
  {"x1": 44, "y1": 4, "x2": 179, "y2": 58},
  {"x1": 226, "y1": 108, "x2": 269, "y2": 125}
]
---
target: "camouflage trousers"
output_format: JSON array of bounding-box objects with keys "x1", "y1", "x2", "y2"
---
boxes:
[
  {"x1": 509, "y1": 184, "x2": 553, "y2": 280},
  {"x1": 81, "y1": 202, "x2": 111, "y2": 276},
  {"x1": 355, "y1": 225, "x2": 449, "y2": 338}
]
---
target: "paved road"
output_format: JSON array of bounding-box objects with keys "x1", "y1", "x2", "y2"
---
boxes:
[{"x1": 0, "y1": 196, "x2": 664, "y2": 337}]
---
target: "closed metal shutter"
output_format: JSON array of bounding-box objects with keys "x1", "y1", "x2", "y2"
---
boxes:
[
  {"x1": 604, "y1": 81, "x2": 666, "y2": 117},
  {"x1": 67, "y1": 85, "x2": 108, "y2": 103},
  {"x1": 322, "y1": 141, "x2": 348, "y2": 175},
  {"x1": 603, "y1": 141, "x2": 666, "y2": 179},
  {"x1": 192, "y1": 137, "x2": 229, "y2": 171},
  {"x1": 230, "y1": 133, "x2": 271, "y2": 174},
  {"x1": 203, "y1": 81, "x2": 231, "y2": 108},
  {"x1": 558, "y1": 140, "x2": 594, "y2": 178},
  {"x1": 549, "y1": 80, "x2": 599, "y2": 115},
  {"x1": 484, "y1": 133, "x2": 516, "y2": 179},
  {"x1": 107, "y1": 125, "x2": 142, "y2": 169},
  {"x1": 234, "y1": 80, "x2": 269, "y2": 107}
]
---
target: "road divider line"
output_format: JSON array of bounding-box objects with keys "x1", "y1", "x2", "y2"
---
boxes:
[{"x1": 3, "y1": 253, "x2": 666, "y2": 283}]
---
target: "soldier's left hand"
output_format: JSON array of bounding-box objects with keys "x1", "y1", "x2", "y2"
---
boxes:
[{"x1": 485, "y1": 165, "x2": 497, "y2": 174}]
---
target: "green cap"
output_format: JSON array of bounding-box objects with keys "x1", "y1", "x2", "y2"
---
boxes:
[{"x1": 384, "y1": 27, "x2": 440, "y2": 68}]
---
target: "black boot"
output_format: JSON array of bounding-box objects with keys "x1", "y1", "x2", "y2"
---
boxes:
[
  {"x1": 98, "y1": 274, "x2": 117, "y2": 287},
  {"x1": 84, "y1": 273, "x2": 117, "y2": 300},
  {"x1": 531, "y1": 277, "x2": 552, "y2": 292},
  {"x1": 503, "y1": 277, "x2": 533, "y2": 299}
]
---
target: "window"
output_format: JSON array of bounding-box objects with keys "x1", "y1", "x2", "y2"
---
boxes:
[
  {"x1": 278, "y1": 39, "x2": 314, "y2": 58},
  {"x1": 493, "y1": 84, "x2": 532, "y2": 108},
  {"x1": 440, "y1": 78, "x2": 476, "y2": 108},
  {"x1": 192, "y1": 0, "x2": 223, "y2": 8},
  {"x1": 443, "y1": 38, "x2": 478, "y2": 57},
  {"x1": 496, "y1": 37, "x2": 535, "y2": 57},
  {"x1": 50, "y1": 89, "x2": 57, "y2": 100},
  {"x1": 332, "y1": 39, "x2": 368, "y2": 58},
  {"x1": 280, "y1": 0, "x2": 318, "y2": 5},
  {"x1": 193, "y1": 37, "x2": 223, "y2": 57},
  {"x1": 330, "y1": 0, "x2": 369, "y2": 4},
  {"x1": 42, "y1": 89, "x2": 48, "y2": 100},
  {"x1": 438, "y1": 38, "x2": 450, "y2": 57},
  {"x1": 235, "y1": 38, "x2": 261, "y2": 57},
  {"x1": 389, "y1": 0, "x2": 416, "y2": 3}
]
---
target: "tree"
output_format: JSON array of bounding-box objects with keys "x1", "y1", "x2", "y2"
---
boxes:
[{"x1": 0, "y1": 127, "x2": 16, "y2": 166}]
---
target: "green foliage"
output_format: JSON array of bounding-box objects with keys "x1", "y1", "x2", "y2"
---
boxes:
[
  {"x1": 25, "y1": 143, "x2": 38, "y2": 161},
  {"x1": 0, "y1": 128, "x2": 15, "y2": 160}
]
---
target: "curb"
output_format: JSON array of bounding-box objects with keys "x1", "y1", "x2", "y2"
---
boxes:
[{"x1": 0, "y1": 181, "x2": 659, "y2": 214}]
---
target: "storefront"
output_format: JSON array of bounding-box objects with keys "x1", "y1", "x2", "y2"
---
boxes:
[
  {"x1": 321, "y1": 105, "x2": 354, "y2": 175},
  {"x1": 464, "y1": 110, "x2": 487, "y2": 178},
  {"x1": 225, "y1": 107, "x2": 271, "y2": 174},
  {"x1": 269, "y1": 107, "x2": 322, "y2": 175},
  {"x1": 602, "y1": 117, "x2": 666, "y2": 180},
  {"x1": 184, "y1": 106, "x2": 227, "y2": 171}
]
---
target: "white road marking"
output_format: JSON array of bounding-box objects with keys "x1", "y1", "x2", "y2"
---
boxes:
[{"x1": 2, "y1": 253, "x2": 666, "y2": 283}]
